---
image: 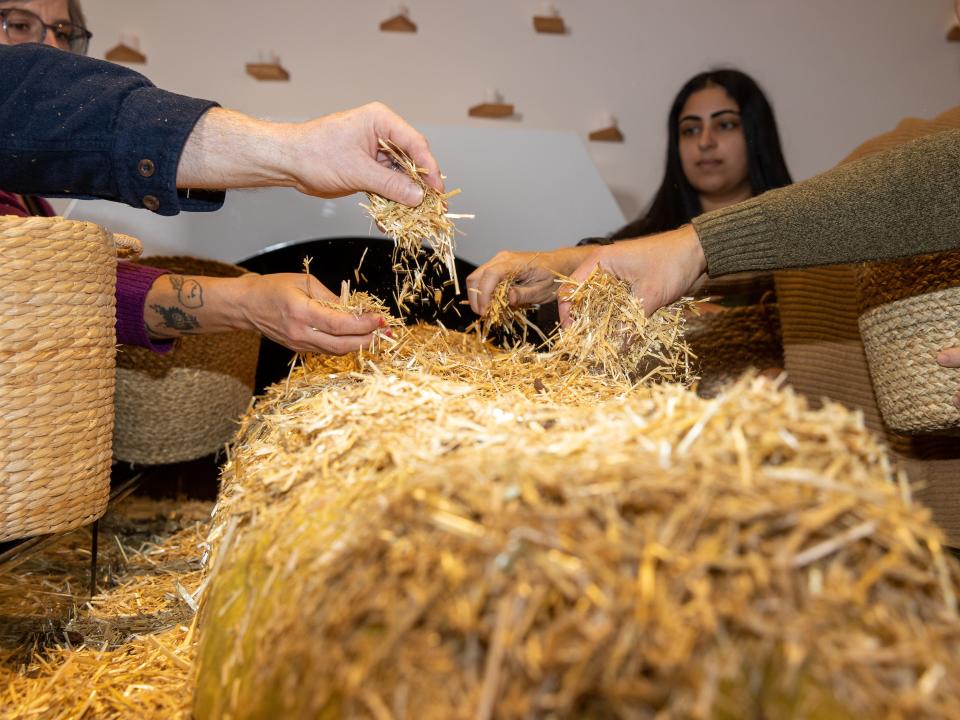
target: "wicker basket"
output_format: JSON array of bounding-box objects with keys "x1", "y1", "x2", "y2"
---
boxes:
[
  {"x1": 855, "y1": 252, "x2": 960, "y2": 434},
  {"x1": 685, "y1": 301, "x2": 784, "y2": 398},
  {"x1": 112, "y1": 256, "x2": 261, "y2": 465},
  {"x1": 0, "y1": 216, "x2": 140, "y2": 542}
]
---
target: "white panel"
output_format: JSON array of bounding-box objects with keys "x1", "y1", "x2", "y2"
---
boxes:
[{"x1": 65, "y1": 124, "x2": 625, "y2": 265}]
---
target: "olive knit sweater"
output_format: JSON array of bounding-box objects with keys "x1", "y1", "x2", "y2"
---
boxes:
[{"x1": 692, "y1": 127, "x2": 960, "y2": 276}]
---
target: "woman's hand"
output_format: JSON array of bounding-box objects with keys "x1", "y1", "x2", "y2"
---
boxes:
[
  {"x1": 465, "y1": 246, "x2": 593, "y2": 316},
  {"x1": 558, "y1": 225, "x2": 708, "y2": 324},
  {"x1": 936, "y1": 346, "x2": 960, "y2": 408},
  {"x1": 145, "y1": 272, "x2": 387, "y2": 355}
]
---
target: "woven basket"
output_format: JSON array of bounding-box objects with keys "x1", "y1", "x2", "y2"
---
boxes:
[
  {"x1": 855, "y1": 252, "x2": 960, "y2": 434},
  {"x1": 0, "y1": 216, "x2": 139, "y2": 542},
  {"x1": 113, "y1": 256, "x2": 261, "y2": 465},
  {"x1": 685, "y1": 301, "x2": 784, "y2": 398}
]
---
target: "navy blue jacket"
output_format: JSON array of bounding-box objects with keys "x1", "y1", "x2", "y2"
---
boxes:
[{"x1": 0, "y1": 43, "x2": 223, "y2": 215}]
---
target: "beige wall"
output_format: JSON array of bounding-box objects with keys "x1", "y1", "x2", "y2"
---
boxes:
[{"x1": 82, "y1": 0, "x2": 960, "y2": 239}]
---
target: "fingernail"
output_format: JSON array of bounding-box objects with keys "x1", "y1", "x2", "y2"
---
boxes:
[
  {"x1": 385, "y1": 329, "x2": 394, "y2": 338},
  {"x1": 937, "y1": 351, "x2": 947, "y2": 365},
  {"x1": 378, "y1": 317, "x2": 387, "y2": 328},
  {"x1": 406, "y1": 185, "x2": 424, "y2": 206}
]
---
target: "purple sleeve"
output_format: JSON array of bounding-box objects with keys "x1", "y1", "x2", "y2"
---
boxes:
[{"x1": 116, "y1": 262, "x2": 175, "y2": 353}]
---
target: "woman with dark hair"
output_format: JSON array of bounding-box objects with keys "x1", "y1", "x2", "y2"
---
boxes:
[
  {"x1": 466, "y1": 68, "x2": 793, "y2": 313},
  {"x1": 611, "y1": 69, "x2": 791, "y2": 240}
]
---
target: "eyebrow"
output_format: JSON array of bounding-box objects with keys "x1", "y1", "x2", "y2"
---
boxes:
[{"x1": 679, "y1": 110, "x2": 742, "y2": 123}]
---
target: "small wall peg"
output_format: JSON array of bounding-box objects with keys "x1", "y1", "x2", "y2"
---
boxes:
[
  {"x1": 381, "y1": 6, "x2": 417, "y2": 32},
  {"x1": 948, "y1": 24, "x2": 960, "y2": 41},
  {"x1": 589, "y1": 114, "x2": 624, "y2": 142},
  {"x1": 533, "y1": 4, "x2": 566, "y2": 34},
  {"x1": 246, "y1": 54, "x2": 290, "y2": 81},
  {"x1": 105, "y1": 34, "x2": 146, "y2": 64},
  {"x1": 468, "y1": 89, "x2": 516, "y2": 119}
]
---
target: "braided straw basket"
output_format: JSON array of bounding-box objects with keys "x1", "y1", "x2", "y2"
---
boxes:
[
  {"x1": 113, "y1": 256, "x2": 260, "y2": 465},
  {"x1": 0, "y1": 216, "x2": 141, "y2": 542},
  {"x1": 856, "y1": 252, "x2": 960, "y2": 434},
  {"x1": 685, "y1": 301, "x2": 784, "y2": 398}
]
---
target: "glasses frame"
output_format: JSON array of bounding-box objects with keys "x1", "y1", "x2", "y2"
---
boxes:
[{"x1": 0, "y1": 7, "x2": 91, "y2": 55}]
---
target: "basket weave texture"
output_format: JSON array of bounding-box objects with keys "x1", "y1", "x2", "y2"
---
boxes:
[
  {"x1": 855, "y1": 252, "x2": 960, "y2": 434},
  {"x1": 113, "y1": 256, "x2": 260, "y2": 465},
  {"x1": 685, "y1": 302, "x2": 784, "y2": 397},
  {"x1": 0, "y1": 216, "x2": 120, "y2": 542}
]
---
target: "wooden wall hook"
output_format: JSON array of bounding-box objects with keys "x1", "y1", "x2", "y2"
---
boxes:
[
  {"x1": 468, "y1": 102, "x2": 515, "y2": 119},
  {"x1": 105, "y1": 42, "x2": 146, "y2": 64},
  {"x1": 589, "y1": 125, "x2": 624, "y2": 143},
  {"x1": 246, "y1": 62, "x2": 290, "y2": 81},
  {"x1": 948, "y1": 25, "x2": 960, "y2": 42},
  {"x1": 381, "y1": 13, "x2": 417, "y2": 32},
  {"x1": 533, "y1": 15, "x2": 566, "y2": 34}
]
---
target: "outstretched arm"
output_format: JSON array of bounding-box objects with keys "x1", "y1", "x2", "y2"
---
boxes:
[
  {"x1": 0, "y1": 45, "x2": 441, "y2": 213},
  {"x1": 143, "y1": 272, "x2": 387, "y2": 355},
  {"x1": 561, "y1": 129, "x2": 960, "y2": 321}
]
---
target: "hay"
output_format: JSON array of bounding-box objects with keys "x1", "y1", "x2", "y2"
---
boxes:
[
  {"x1": 551, "y1": 268, "x2": 699, "y2": 386},
  {"x1": 193, "y1": 321, "x2": 960, "y2": 719},
  {"x1": 360, "y1": 138, "x2": 464, "y2": 314},
  {"x1": 0, "y1": 498, "x2": 210, "y2": 719},
  {"x1": 473, "y1": 271, "x2": 547, "y2": 347}
]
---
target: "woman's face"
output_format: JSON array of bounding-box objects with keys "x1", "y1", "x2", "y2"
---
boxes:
[
  {"x1": 677, "y1": 85, "x2": 750, "y2": 202},
  {"x1": 0, "y1": 0, "x2": 73, "y2": 49}
]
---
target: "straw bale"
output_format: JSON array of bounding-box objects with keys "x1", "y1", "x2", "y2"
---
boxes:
[
  {"x1": 0, "y1": 498, "x2": 210, "y2": 719},
  {"x1": 193, "y1": 322, "x2": 960, "y2": 720}
]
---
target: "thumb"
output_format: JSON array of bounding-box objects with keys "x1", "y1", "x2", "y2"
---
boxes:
[
  {"x1": 937, "y1": 346, "x2": 960, "y2": 367},
  {"x1": 510, "y1": 285, "x2": 547, "y2": 308},
  {"x1": 366, "y1": 162, "x2": 424, "y2": 206}
]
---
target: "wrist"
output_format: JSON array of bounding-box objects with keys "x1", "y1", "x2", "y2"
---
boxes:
[
  {"x1": 678, "y1": 224, "x2": 707, "y2": 279},
  {"x1": 178, "y1": 108, "x2": 296, "y2": 189},
  {"x1": 556, "y1": 245, "x2": 593, "y2": 275},
  {"x1": 218, "y1": 274, "x2": 261, "y2": 331}
]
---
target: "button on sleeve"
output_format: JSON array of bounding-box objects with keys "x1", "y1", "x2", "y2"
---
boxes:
[{"x1": 113, "y1": 86, "x2": 224, "y2": 215}]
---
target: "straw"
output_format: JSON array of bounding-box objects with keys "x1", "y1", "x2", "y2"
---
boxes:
[
  {"x1": 192, "y1": 318, "x2": 960, "y2": 719},
  {"x1": 360, "y1": 138, "x2": 464, "y2": 314}
]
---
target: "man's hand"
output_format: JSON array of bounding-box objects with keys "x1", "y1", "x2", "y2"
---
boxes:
[
  {"x1": 177, "y1": 102, "x2": 441, "y2": 207},
  {"x1": 465, "y1": 246, "x2": 593, "y2": 316},
  {"x1": 558, "y1": 225, "x2": 708, "y2": 325},
  {"x1": 146, "y1": 272, "x2": 387, "y2": 355},
  {"x1": 937, "y1": 346, "x2": 960, "y2": 408}
]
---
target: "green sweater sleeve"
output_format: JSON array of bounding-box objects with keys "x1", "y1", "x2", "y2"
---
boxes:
[{"x1": 691, "y1": 128, "x2": 960, "y2": 276}]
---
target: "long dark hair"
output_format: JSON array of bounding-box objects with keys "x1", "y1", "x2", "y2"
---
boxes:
[{"x1": 610, "y1": 68, "x2": 792, "y2": 240}]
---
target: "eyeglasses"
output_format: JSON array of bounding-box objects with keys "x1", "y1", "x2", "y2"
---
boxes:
[{"x1": 0, "y1": 7, "x2": 91, "y2": 55}]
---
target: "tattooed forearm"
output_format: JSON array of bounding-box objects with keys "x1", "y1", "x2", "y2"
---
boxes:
[
  {"x1": 149, "y1": 304, "x2": 201, "y2": 333},
  {"x1": 169, "y1": 275, "x2": 205, "y2": 308}
]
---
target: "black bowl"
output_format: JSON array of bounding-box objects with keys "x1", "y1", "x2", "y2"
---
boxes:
[{"x1": 238, "y1": 237, "x2": 479, "y2": 393}]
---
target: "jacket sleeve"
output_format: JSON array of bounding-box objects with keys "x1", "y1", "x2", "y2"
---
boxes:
[
  {"x1": 116, "y1": 262, "x2": 175, "y2": 352},
  {"x1": 0, "y1": 44, "x2": 224, "y2": 216},
  {"x1": 692, "y1": 128, "x2": 960, "y2": 276}
]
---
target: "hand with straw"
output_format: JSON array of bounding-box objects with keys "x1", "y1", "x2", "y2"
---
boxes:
[
  {"x1": 144, "y1": 272, "x2": 388, "y2": 355},
  {"x1": 177, "y1": 102, "x2": 443, "y2": 207}
]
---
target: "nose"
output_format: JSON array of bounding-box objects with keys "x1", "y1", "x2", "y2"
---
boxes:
[
  {"x1": 42, "y1": 25, "x2": 59, "y2": 48},
  {"x1": 698, "y1": 126, "x2": 716, "y2": 151}
]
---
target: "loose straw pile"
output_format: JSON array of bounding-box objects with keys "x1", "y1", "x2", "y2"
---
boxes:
[
  {"x1": 551, "y1": 268, "x2": 699, "y2": 386},
  {"x1": 193, "y1": 323, "x2": 960, "y2": 719},
  {"x1": 0, "y1": 499, "x2": 210, "y2": 719},
  {"x1": 360, "y1": 138, "x2": 464, "y2": 314}
]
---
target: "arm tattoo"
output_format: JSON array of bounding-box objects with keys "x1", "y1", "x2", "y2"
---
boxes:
[
  {"x1": 169, "y1": 274, "x2": 204, "y2": 308},
  {"x1": 149, "y1": 304, "x2": 201, "y2": 333}
]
